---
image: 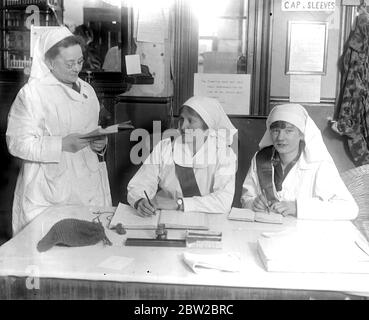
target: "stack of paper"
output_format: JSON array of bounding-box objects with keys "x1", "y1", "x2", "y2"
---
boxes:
[
  {"x1": 183, "y1": 252, "x2": 241, "y2": 273},
  {"x1": 257, "y1": 221, "x2": 369, "y2": 273},
  {"x1": 228, "y1": 207, "x2": 283, "y2": 224}
]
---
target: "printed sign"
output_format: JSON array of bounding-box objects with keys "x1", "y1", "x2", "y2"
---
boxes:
[{"x1": 281, "y1": 0, "x2": 336, "y2": 11}]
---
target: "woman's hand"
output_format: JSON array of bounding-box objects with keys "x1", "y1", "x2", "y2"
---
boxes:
[
  {"x1": 90, "y1": 136, "x2": 107, "y2": 153},
  {"x1": 270, "y1": 201, "x2": 297, "y2": 217},
  {"x1": 62, "y1": 133, "x2": 89, "y2": 153},
  {"x1": 252, "y1": 194, "x2": 271, "y2": 212},
  {"x1": 136, "y1": 198, "x2": 157, "y2": 217},
  {"x1": 153, "y1": 196, "x2": 178, "y2": 210}
]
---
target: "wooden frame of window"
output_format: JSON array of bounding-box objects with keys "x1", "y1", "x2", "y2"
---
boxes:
[{"x1": 173, "y1": 0, "x2": 273, "y2": 115}]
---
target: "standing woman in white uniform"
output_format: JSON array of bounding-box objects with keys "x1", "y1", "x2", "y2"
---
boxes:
[
  {"x1": 127, "y1": 96, "x2": 237, "y2": 216},
  {"x1": 241, "y1": 103, "x2": 358, "y2": 220},
  {"x1": 6, "y1": 27, "x2": 112, "y2": 235}
]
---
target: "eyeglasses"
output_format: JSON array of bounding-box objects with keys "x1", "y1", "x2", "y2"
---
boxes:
[{"x1": 63, "y1": 58, "x2": 84, "y2": 70}]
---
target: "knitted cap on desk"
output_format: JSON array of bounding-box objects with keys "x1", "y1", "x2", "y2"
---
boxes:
[{"x1": 37, "y1": 218, "x2": 112, "y2": 252}]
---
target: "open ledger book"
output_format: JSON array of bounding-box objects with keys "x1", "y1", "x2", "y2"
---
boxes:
[
  {"x1": 80, "y1": 121, "x2": 134, "y2": 140},
  {"x1": 228, "y1": 207, "x2": 283, "y2": 224},
  {"x1": 110, "y1": 203, "x2": 209, "y2": 230}
]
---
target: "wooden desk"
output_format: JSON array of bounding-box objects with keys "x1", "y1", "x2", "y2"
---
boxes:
[{"x1": 0, "y1": 206, "x2": 368, "y2": 300}]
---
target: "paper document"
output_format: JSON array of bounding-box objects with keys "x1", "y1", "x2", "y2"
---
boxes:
[
  {"x1": 290, "y1": 75, "x2": 321, "y2": 103},
  {"x1": 98, "y1": 256, "x2": 134, "y2": 271},
  {"x1": 228, "y1": 207, "x2": 283, "y2": 224},
  {"x1": 110, "y1": 203, "x2": 209, "y2": 230},
  {"x1": 183, "y1": 252, "x2": 241, "y2": 273},
  {"x1": 80, "y1": 121, "x2": 134, "y2": 140},
  {"x1": 125, "y1": 54, "x2": 142, "y2": 75},
  {"x1": 137, "y1": 9, "x2": 167, "y2": 43},
  {"x1": 194, "y1": 73, "x2": 251, "y2": 115}
]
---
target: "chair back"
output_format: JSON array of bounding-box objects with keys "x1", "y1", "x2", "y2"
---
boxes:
[{"x1": 341, "y1": 164, "x2": 369, "y2": 241}]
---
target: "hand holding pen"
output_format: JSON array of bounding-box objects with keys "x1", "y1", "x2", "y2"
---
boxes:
[
  {"x1": 252, "y1": 190, "x2": 272, "y2": 213},
  {"x1": 136, "y1": 191, "x2": 157, "y2": 217}
]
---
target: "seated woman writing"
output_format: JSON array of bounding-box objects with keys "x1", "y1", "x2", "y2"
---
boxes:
[
  {"x1": 127, "y1": 96, "x2": 237, "y2": 216},
  {"x1": 241, "y1": 103, "x2": 358, "y2": 220}
]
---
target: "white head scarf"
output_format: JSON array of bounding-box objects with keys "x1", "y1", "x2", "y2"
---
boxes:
[
  {"x1": 182, "y1": 96, "x2": 237, "y2": 145},
  {"x1": 172, "y1": 96, "x2": 237, "y2": 168},
  {"x1": 30, "y1": 26, "x2": 73, "y2": 80},
  {"x1": 259, "y1": 104, "x2": 333, "y2": 163}
]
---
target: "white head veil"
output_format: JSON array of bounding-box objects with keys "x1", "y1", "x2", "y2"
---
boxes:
[
  {"x1": 182, "y1": 96, "x2": 237, "y2": 145},
  {"x1": 172, "y1": 96, "x2": 237, "y2": 168},
  {"x1": 30, "y1": 26, "x2": 73, "y2": 80},
  {"x1": 259, "y1": 104, "x2": 333, "y2": 163}
]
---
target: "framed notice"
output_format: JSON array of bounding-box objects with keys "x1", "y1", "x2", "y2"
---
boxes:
[{"x1": 286, "y1": 21, "x2": 328, "y2": 75}]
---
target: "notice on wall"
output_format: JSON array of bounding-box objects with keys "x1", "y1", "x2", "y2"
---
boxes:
[
  {"x1": 290, "y1": 75, "x2": 321, "y2": 103},
  {"x1": 125, "y1": 54, "x2": 141, "y2": 75},
  {"x1": 281, "y1": 0, "x2": 336, "y2": 11},
  {"x1": 287, "y1": 21, "x2": 327, "y2": 74},
  {"x1": 194, "y1": 73, "x2": 251, "y2": 115},
  {"x1": 137, "y1": 9, "x2": 167, "y2": 44}
]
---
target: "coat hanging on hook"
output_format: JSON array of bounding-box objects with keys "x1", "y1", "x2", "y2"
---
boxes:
[{"x1": 335, "y1": 6, "x2": 369, "y2": 166}]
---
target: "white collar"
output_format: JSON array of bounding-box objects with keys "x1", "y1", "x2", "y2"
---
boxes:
[{"x1": 172, "y1": 134, "x2": 218, "y2": 168}]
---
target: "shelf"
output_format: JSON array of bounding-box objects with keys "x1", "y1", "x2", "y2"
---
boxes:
[{"x1": 1, "y1": 2, "x2": 62, "y2": 11}]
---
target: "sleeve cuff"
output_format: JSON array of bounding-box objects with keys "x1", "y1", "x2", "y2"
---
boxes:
[
  {"x1": 182, "y1": 197, "x2": 196, "y2": 212},
  {"x1": 41, "y1": 136, "x2": 62, "y2": 162}
]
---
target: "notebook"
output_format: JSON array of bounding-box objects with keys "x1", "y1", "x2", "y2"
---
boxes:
[
  {"x1": 80, "y1": 121, "x2": 134, "y2": 140},
  {"x1": 228, "y1": 207, "x2": 283, "y2": 224},
  {"x1": 109, "y1": 203, "x2": 209, "y2": 230}
]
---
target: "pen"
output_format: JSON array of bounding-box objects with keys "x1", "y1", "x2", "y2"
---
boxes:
[
  {"x1": 144, "y1": 190, "x2": 153, "y2": 207},
  {"x1": 144, "y1": 190, "x2": 158, "y2": 215}
]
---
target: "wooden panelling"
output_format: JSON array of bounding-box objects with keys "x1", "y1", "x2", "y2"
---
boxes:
[{"x1": 0, "y1": 276, "x2": 365, "y2": 300}]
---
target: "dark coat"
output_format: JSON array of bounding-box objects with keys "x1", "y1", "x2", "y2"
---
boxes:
[{"x1": 337, "y1": 11, "x2": 369, "y2": 165}]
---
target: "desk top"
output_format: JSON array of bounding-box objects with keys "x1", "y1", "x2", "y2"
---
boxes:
[{"x1": 0, "y1": 205, "x2": 368, "y2": 296}]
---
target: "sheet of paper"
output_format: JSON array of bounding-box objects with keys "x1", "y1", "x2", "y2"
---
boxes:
[
  {"x1": 125, "y1": 54, "x2": 141, "y2": 75},
  {"x1": 290, "y1": 75, "x2": 321, "y2": 103},
  {"x1": 288, "y1": 22, "x2": 327, "y2": 73},
  {"x1": 137, "y1": 9, "x2": 167, "y2": 43},
  {"x1": 110, "y1": 203, "x2": 158, "y2": 230},
  {"x1": 98, "y1": 256, "x2": 134, "y2": 271},
  {"x1": 281, "y1": 0, "x2": 336, "y2": 11},
  {"x1": 183, "y1": 252, "x2": 241, "y2": 274},
  {"x1": 194, "y1": 73, "x2": 251, "y2": 115}
]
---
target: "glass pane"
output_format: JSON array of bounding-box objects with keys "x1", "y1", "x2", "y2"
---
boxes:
[
  {"x1": 64, "y1": 0, "x2": 122, "y2": 72},
  {"x1": 193, "y1": 0, "x2": 247, "y2": 74}
]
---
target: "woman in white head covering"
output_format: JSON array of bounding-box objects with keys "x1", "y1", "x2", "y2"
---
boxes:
[
  {"x1": 127, "y1": 96, "x2": 237, "y2": 216},
  {"x1": 6, "y1": 27, "x2": 112, "y2": 235},
  {"x1": 241, "y1": 104, "x2": 358, "y2": 220}
]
